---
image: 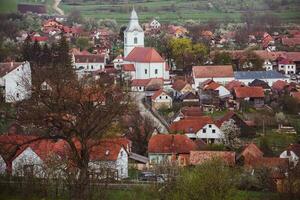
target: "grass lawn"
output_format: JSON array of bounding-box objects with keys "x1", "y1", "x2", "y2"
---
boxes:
[
  {"x1": 0, "y1": 189, "x2": 281, "y2": 200},
  {"x1": 254, "y1": 130, "x2": 298, "y2": 155}
]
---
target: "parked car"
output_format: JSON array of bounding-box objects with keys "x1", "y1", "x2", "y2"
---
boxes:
[{"x1": 138, "y1": 171, "x2": 164, "y2": 182}]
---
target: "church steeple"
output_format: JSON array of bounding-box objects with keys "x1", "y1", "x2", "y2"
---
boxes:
[{"x1": 124, "y1": 7, "x2": 144, "y2": 57}]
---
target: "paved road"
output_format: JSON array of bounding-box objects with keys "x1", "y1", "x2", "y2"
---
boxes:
[{"x1": 132, "y1": 92, "x2": 169, "y2": 133}]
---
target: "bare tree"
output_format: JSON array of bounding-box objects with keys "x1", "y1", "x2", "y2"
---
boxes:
[{"x1": 14, "y1": 64, "x2": 131, "y2": 199}]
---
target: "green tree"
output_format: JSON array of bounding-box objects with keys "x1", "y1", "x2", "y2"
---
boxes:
[
  {"x1": 75, "y1": 37, "x2": 91, "y2": 51},
  {"x1": 213, "y1": 51, "x2": 232, "y2": 65},
  {"x1": 167, "y1": 159, "x2": 238, "y2": 200}
]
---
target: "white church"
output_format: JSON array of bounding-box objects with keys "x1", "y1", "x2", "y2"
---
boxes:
[{"x1": 121, "y1": 8, "x2": 170, "y2": 91}]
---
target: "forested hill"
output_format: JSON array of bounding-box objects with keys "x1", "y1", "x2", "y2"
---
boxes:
[{"x1": 1, "y1": 0, "x2": 300, "y2": 23}]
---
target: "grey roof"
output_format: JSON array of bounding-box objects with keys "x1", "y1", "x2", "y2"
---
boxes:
[
  {"x1": 234, "y1": 71, "x2": 288, "y2": 80},
  {"x1": 129, "y1": 152, "x2": 148, "y2": 164}
]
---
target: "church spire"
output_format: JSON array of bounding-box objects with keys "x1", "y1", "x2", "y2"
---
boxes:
[{"x1": 126, "y1": 7, "x2": 143, "y2": 32}]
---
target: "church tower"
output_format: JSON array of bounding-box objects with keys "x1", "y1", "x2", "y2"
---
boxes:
[{"x1": 124, "y1": 8, "x2": 144, "y2": 57}]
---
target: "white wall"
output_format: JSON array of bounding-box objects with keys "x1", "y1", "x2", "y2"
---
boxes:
[
  {"x1": 216, "y1": 86, "x2": 230, "y2": 97},
  {"x1": 115, "y1": 147, "x2": 128, "y2": 179},
  {"x1": 196, "y1": 124, "x2": 224, "y2": 143},
  {"x1": 278, "y1": 64, "x2": 296, "y2": 75},
  {"x1": 74, "y1": 62, "x2": 105, "y2": 72},
  {"x1": 124, "y1": 31, "x2": 144, "y2": 57},
  {"x1": 0, "y1": 155, "x2": 6, "y2": 174},
  {"x1": 1, "y1": 62, "x2": 32, "y2": 103},
  {"x1": 12, "y1": 147, "x2": 44, "y2": 177},
  {"x1": 280, "y1": 150, "x2": 299, "y2": 167}
]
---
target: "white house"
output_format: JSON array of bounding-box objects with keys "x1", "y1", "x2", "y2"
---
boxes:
[
  {"x1": 12, "y1": 147, "x2": 45, "y2": 177},
  {"x1": 151, "y1": 89, "x2": 172, "y2": 110},
  {"x1": 0, "y1": 61, "x2": 31, "y2": 102},
  {"x1": 202, "y1": 80, "x2": 231, "y2": 98},
  {"x1": 123, "y1": 9, "x2": 170, "y2": 84},
  {"x1": 263, "y1": 60, "x2": 273, "y2": 71},
  {"x1": 192, "y1": 65, "x2": 234, "y2": 89},
  {"x1": 234, "y1": 71, "x2": 290, "y2": 86},
  {"x1": 170, "y1": 116, "x2": 224, "y2": 144},
  {"x1": 73, "y1": 53, "x2": 106, "y2": 73},
  {"x1": 89, "y1": 141, "x2": 129, "y2": 179},
  {"x1": 112, "y1": 55, "x2": 123, "y2": 70},
  {"x1": 280, "y1": 144, "x2": 300, "y2": 167},
  {"x1": 124, "y1": 8, "x2": 145, "y2": 57},
  {"x1": 0, "y1": 155, "x2": 6, "y2": 174},
  {"x1": 149, "y1": 19, "x2": 161, "y2": 29},
  {"x1": 278, "y1": 59, "x2": 296, "y2": 75}
]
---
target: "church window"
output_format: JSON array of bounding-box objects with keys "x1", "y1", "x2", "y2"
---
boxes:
[
  {"x1": 145, "y1": 69, "x2": 148, "y2": 74},
  {"x1": 155, "y1": 69, "x2": 158, "y2": 74},
  {"x1": 134, "y1": 37, "x2": 138, "y2": 44},
  {"x1": 125, "y1": 37, "x2": 127, "y2": 44}
]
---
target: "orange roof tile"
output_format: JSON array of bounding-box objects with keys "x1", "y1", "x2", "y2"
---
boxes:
[
  {"x1": 170, "y1": 116, "x2": 214, "y2": 133},
  {"x1": 124, "y1": 47, "x2": 164, "y2": 63},
  {"x1": 148, "y1": 134, "x2": 198, "y2": 154},
  {"x1": 172, "y1": 79, "x2": 189, "y2": 91},
  {"x1": 272, "y1": 80, "x2": 288, "y2": 91},
  {"x1": 193, "y1": 65, "x2": 234, "y2": 78},
  {"x1": 122, "y1": 64, "x2": 135, "y2": 71},
  {"x1": 234, "y1": 87, "x2": 264, "y2": 98}
]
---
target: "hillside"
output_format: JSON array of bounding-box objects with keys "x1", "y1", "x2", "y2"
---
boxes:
[{"x1": 0, "y1": 0, "x2": 300, "y2": 24}]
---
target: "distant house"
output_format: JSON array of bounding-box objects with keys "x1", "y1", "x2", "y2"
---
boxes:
[
  {"x1": 167, "y1": 25, "x2": 188, "y2": 38},
  {"x1": 216, "y1": 111, "x2": 255, "y2": 137},
  {"x1": 202, "y1": 80, "x2": 231, "y2": 98},
  {"x1": 282, "y1": 37, "x2": 300, "y2": 47},
  {"x1": 149, "y1": 19, "x2": 161, "y2": 29},
  {"x1": 172, "y1": 106, "x2": 203, "y2": 122},
  {"x1": 272, "y1": 80, "x2": 289, "y2": 93},
  {"x1": 277, "y1": 58, "x2": 296, "y2": 75},
  {"x1": 112, "y1": 55, "x2": 123, "y2": 70},
  {"x1": 234, "y1": 71, "x2": 289, "y2": 86},
  {"x1": 180, "y1": 92, "x2": 199, "y2": 105},
  {"x1": 190, "y1": 151, "x2": 236, "y2": 166},
  {"x1": 151, "y1": 89, "x2": 172, "y2": 110},
  {"x1": 233, "y1": 87, "x2": 265, "y2": 109},
  {"x1": 192, "y1": 65, "x2": 234, "y2": 88},
  {"x1": 170, "y1": 116, "x2": 223, "y2": 143},
  {"x1": 0, "y1": 62, "x2": 32, "y2": 103},
  {"x1": 73, "y1": 51, "x2": 107, "y2": 73},
  {"x1": 122, "y1": 64, "x2": 135, "y2": 80},
  {"x1": 172, "y1": 79, "x2": 193, "y2": 99},
  {"x1": 148, "y1": 134, "x2": 198, "y2": 166},
  {"x1": 18, "y1": 3, "x2": 46, "y2": 14},
  {"x1": 280, "y1": 144, "x2": 300, "y2": 167},
  {"x1": 131, "y1": 78, "x2": 163, "y2": 92},
  {"x1": 249, "y1": 79, "x2": 271, "y2": 91}
]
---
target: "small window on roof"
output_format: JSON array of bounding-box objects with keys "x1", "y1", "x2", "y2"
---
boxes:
[
  {"x1": 105, "y1": 150, "x2": 109, "y2": 155},
  {"x1": 203, "y1": 129, "x2": 206, "y2": 133}
]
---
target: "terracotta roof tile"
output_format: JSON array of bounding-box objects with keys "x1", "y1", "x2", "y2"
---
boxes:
[
  {"x1": 291, "y1": 92, "x2": 300, "y2": 102},
  {"x1": 122, "y1": 64, "x2": 135, "y2": 71},
  {"x1": 170, "y1": 116, "x2": 214, "y2": 133},
  {"x1": 225, "y1": 80, "x2": 245, "y2": 92},
  {"x1": 181, "y1": 106, "x2": 203, "y2": 117},
  {"x1": 272, "y1": 80, "x2": 288, "y2": 91},
  {"x1": 193, "y1": 65, "x2": 234, "y2": 78},
  {"x1": 75, "y1": 54, "x2": 105, "y2": 63},
  {"x1": 148, "y1": 134, "x2": 198, "y2": 154},
  {"x1": 0, "y1": 62, "x2": 24, "y2": 77},
  {"x1": 124, "y1": 47, "x2": 164, "y2": 62},
  {"x1": 234, "y1": 87, "x2": 264, "y2": 98},
  {"x1": 172, "y1": 79, "x2": 189, "y2": 91},
  {"x1": 190, "y1": 151, "x2": 236, "y2": 166}
]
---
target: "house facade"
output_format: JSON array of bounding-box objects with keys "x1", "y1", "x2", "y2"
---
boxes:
[
  {"x1": 0, "y1": 155, "x2": 6, "y2": 174},
  {"x1": 192, "y1": 65, "x2": 234, "y2": 89},
  {"x1": 151, "y1": 89, "x2": 172, "y2": 110},
  {"x1": 280, "y1": 144, "x2": 300, "y2": 167},
  {"x1": 0, "y1": 61, "x2": 31, "y2": 102}
]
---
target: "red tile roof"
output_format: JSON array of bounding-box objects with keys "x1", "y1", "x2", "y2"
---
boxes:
[
  {"x1": 291, "y1": 92, "x2": 300, "y2": 102},
  {"x1": 282, "y1": 37, "x2": 300, "y2": 47},
  {"x1": 181, "y1": 106, "x2": 203, "y2": 117},
  {"x1": 31, "y1": 36, "x2": 48, "y2": 42},
  {"x1": 192, "y1": 65, "x2": 234, "y2": 78},
  {"x1": 272, "y1": 80, "x2": 288, "y2": 91},
  {"x1": 234, "y1": 87, "x2": 264, "y2": 98},
  {"x1": 151, "y1": 89, "x2": 167, "y2": 100},
  {"x1": 262, "y1": 33, "x2": 274, "y2": 48},
  {"x1": 170, "y1": 116, "x2": 214, "y2": 133},
  {"x1": 0, "y1": 62, "x2": 24, "y2": 77},
  {"x1": 190, "y1": 151, "x2": 236, "y2": 166},
  {"x1": 225, "y1": 80, "x2": 244, "y2": 91},
  {"x1": 172, "y1": 79, "x2": 189, "y2": 91},
  {"x1": 148, "y1": 134, "x2": 198, "y2": 154},
  {"x1": 203, "y1": 81, "x2": 221, "y2": 90},
  {"x1": 253, "y1": 50, "x2": 286, "y2": 61},
  {"x1": 122, "y1": 64, "x2": 135, "y2": 71},
  {"x1": 124, "y1": 47, "x2": 164, "y2": 63},
  {"x1": 74, "y1": 54, "x2": 105, "y2": 63},
  {"x1": 278, "y1": 58, "x2": 294, "y2": 65},
  {"x1": 131, "y1": 79, "x2": 151, "y2": 87},
  {"x1": 241, "y1": 143, "x2": 264, "y2": 159},
  {"x1": 248, "y1": 157, "x2": 288, "y2": 170}
]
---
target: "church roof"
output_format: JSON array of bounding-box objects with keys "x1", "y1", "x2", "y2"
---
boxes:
[
  {"x1": 125, "y1": 8, "x2": 143, "y2": 32},
  {"x1": 124, "y1": 47, "x2": 164, "y2": 63}
]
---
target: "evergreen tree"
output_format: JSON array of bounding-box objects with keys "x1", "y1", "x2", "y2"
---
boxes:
[
  {"x1": 31, "y1": 40, "x2": 41, "y2": 65},
  {"x1": 21, "y1": 37, "x2": 32, "y2": 61}
]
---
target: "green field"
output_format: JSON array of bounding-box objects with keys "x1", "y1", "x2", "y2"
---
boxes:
[{"x1": 0, "y1": 0, "x2": 300, "y2": 24}]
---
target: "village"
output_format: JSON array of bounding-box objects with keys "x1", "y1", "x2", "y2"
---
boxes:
[{"x1": 0, "y1": 1, "x2": 300, "y2": 200}]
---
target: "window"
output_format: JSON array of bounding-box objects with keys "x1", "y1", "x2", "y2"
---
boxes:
[
  {"x1": 134, "y1": 37, "x2": 138, "y2": 44},
  {"x1": 159, "y1": 96, "x2": 162, "y2": 99},
  {"x1": 16, "y1": 93, "x2": 19, "y2": 98},
  {"x1": 120, "y1": 151, "x2": 123, "y2": 157},
  {"x1": 212, "y1": 129, "x2": 216, "y2": 133},
  {"x1": 208, "y1": 125, "x2": 212, "y2": 128},
  {"x1": 139, "y1": 87, "x2": 142, "y2": 90},
  {"x1": 125, "y1": 37, "x2": 127, "y2": 44},
  {"x1": 165, "y1": 96, "x2": 168, "y2": 99},
  {"x1": 155, "y1": 69, "x2": 158, "y2": 74},
  {"x1": 91, "y1": 65, "x2": 93, "y2": 69},
  {"x1": 203, "y1": 129, "x2": 206, "y2": 133},
  {"x1": 145, "y1": 69, "x2": 148, "y2": 74}
]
